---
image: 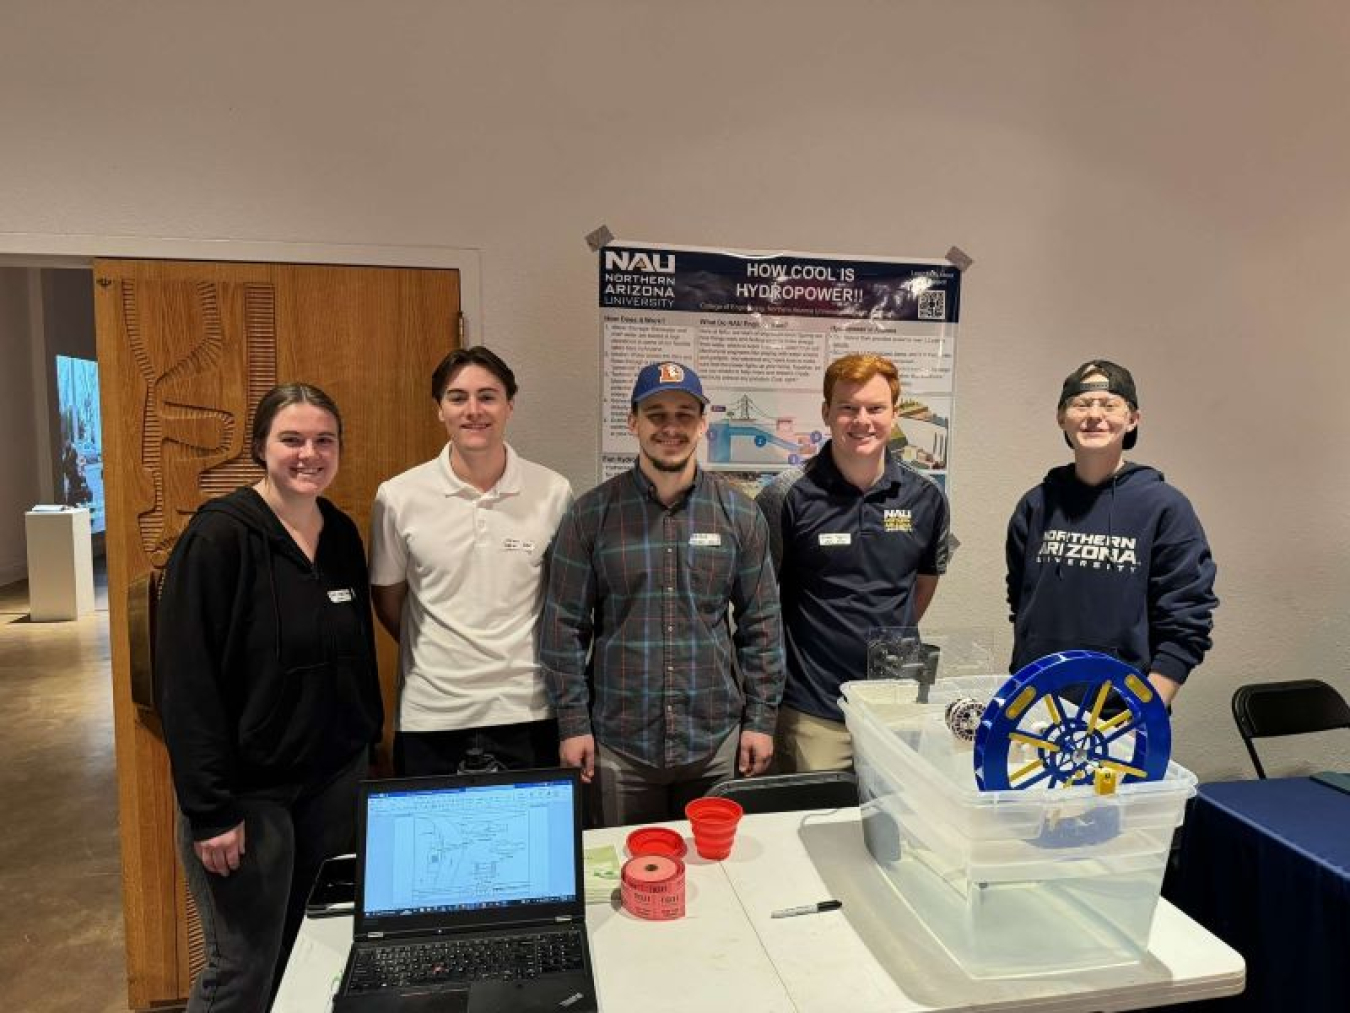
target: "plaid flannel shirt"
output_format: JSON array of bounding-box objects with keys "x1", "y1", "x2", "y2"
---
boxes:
[{"x1": 540, "y1": 464, "x2": 785, "y2": 768}]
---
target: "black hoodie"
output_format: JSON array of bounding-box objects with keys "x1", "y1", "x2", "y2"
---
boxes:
[
  {"x1": 156, "y1": 487, "x2": 384, "y2": 839},
  {"x1": 1005, "y1": 463, "x2": 1218, "y2": 683}
]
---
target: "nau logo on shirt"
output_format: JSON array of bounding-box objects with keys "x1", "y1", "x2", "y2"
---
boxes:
[{"x1": 884, "y1": 508, "x2": 913, "y2": 533}]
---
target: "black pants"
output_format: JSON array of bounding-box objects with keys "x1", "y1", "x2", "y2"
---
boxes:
[
  {"x1": 394, "y1": 718, "x2": 559, "y2": 776},
  {"x1": 177, "y1": 748, "x2": 367, "y2": 1012}
]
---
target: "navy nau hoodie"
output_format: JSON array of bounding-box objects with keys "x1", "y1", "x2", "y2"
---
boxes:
[{"x1": 1005, "y1": 463, "x2": 1217, "y2": 683}]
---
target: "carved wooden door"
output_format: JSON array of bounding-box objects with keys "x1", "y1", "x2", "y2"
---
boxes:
[{"x1": 93, "y1": 259, "x2": 458, "y2": 1009}]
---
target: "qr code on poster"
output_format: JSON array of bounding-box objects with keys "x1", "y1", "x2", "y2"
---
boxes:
[{"x1": 918, "y1": 290, "x2": 946, "y2": 321}]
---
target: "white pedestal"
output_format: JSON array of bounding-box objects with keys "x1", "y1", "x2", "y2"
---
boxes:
[{"x1": 24, "y1": 507, "x2": 96, "y2": 621}]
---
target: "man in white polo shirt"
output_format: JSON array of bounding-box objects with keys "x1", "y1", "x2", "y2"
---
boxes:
[{"x1": 370, "y1": 346, "x2": 573, "y2": 775}]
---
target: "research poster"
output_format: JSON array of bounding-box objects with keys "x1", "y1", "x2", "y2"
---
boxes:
[{"x1": 598, "y1": 242, "x2": 963, "y2": 496}]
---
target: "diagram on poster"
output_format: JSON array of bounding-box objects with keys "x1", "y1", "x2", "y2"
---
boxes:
[
  {"x1": 706, "y1": 389, "x2": 826, "y2": 469},
  {"x1": 893, "y1": 394, "x2": 951, "y2": 473},
  {"x1": 597, "y1": 243, "x2": 962, "y2": 488}
]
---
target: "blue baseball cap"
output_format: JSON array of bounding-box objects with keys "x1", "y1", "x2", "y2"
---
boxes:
[{"x1": 630, "y1": 361, "x2": 709, "y2": 407}]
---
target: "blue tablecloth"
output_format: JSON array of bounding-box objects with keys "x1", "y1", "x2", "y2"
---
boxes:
[{"x1": 1167, "y1": 777, "x2": 1350, "y2": 1011}]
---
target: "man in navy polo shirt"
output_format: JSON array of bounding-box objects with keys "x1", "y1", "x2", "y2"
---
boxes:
[{"x1": 757, "y1": 353, "x2": 950, "y2": 771}]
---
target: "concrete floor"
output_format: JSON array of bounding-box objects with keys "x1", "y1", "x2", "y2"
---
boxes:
[{"x1": 0, "y1": 565, "x2": 130, "y2": 1012}]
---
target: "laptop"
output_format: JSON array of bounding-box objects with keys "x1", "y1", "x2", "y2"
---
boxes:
[
  {"x1": 1312, "y1": 771, "x2": 1350, "y2": 796},
  {"x1": 333, "y1": 768, "x2": 599, "y2": 1013}
]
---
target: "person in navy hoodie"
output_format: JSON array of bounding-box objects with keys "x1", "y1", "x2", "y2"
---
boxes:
[{"x1": 1005, "y1": 361, "x2": 1217, "y2": 706}]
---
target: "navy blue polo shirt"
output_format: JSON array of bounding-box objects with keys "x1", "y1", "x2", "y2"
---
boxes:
[{"x1": 756, "y1": 443, "x2": 950, "y2": 721}]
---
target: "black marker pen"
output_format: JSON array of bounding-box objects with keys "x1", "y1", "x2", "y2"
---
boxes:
[{"x1": 771, "y1": 899, "x2": 843, "y2": 918}]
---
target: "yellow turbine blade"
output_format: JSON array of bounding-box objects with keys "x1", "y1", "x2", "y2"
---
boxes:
[
  {"x1": 1007, "y1": 686, "x2": 1038, "y2": 720},
  {"x1": 1009, "y1": 757, "x2": 1045, "y2": 783},
  {"x1": 1099, "y1": 758, "x2": 1148, "y2": 779},
  {"x1": 1009, "y1": 732, "x2": 1060, "y2": 753},
  {"x1": 1099, "y1": 710, "x2": 1132, "y2": 732},
  {"x1": 1087, "y1": 682, "x2": 1112, "y2": 734}
]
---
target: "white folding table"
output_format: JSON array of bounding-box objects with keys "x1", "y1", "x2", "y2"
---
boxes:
[{"x1": 274, "y1": 808, "x2": 1243, "y2": 1012}]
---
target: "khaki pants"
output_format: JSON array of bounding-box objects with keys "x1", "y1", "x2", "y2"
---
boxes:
[
  {"x1": 594, "y1": 730, "x2": 739, "y2": 828},
  {"x1": 774, "y1": 706, "x2": 853, "y2": 773}
]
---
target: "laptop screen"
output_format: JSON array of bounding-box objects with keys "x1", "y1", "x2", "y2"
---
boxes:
[{"x1": 354, "y1": 769, "x2": 584, "y2": 937}]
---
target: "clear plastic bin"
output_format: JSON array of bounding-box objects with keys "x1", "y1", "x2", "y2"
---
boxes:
[{"x1": 840, "y1": 676, "x2": 1196, "y2": 978}]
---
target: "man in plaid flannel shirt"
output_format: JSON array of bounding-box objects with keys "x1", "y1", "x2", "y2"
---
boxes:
[{"x1": 540, "y1": 361, "x2": 786, "y2": 826}]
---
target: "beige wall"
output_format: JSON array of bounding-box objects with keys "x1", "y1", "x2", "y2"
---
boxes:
[{"x1": 1, "y1": 0, "x2": 1347, "y2": 779}]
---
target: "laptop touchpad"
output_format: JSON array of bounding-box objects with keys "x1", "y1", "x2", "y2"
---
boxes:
[
  {"x1": 470, "y1": 975, "x2": 595, "y2": 1013},
  {"x1": 333, "y1": 987, "x2": 469, "y2": 1013}
]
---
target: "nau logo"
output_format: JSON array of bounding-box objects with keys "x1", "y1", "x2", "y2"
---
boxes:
[
  {"x1": 884, "y1": 508, "x2": 913, "y2": 533},
  {"x1": 604, "y1": 249, "x2": 676, "y2": 274},
  {"x1": 658, "y1": 362, "x2": 686, "y2": 383}
]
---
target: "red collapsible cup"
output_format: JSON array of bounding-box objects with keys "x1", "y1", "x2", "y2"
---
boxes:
[
  {"x1": 684, "y1": 797, "x2": 744, "y2": 860},
  {"x1": 626, "y1": 826, "x2": 688, "y2": 859}
]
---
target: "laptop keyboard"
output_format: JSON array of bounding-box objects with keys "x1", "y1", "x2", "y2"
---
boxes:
[{"x1": 349, "y1": 929, "x2": 586, "y2": 992}]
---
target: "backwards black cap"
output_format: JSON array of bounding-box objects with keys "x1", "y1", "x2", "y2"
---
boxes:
[{"x1": 1058, "y1": 360, "x2": 1139, "y2": 450}]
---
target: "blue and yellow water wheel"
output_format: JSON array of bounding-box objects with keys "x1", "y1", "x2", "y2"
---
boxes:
[{"x1": 973, "y1": 651, "x2": 1171, "y2": 791}]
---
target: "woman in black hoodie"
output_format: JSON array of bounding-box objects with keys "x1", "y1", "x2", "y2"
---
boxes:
[{"x1": 156, "y1": 383, "x2": 384, "y2": 1012}]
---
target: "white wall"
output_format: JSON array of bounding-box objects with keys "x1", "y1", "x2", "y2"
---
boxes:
[
  {"x1": 1, "y1": 0, "x2": 1347, "y2": 779},
  {"x1": 0, "y1": 269, "x2": 40, "y2": 584}
]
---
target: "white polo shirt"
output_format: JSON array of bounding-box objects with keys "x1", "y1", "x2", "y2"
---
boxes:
[{"x1": 370, "y1": 443, "x2": 573, "y2": 732}]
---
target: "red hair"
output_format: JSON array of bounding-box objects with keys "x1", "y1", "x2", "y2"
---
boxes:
[{"x1": 823, "y1": 353, "x2": 900, "y2": 405}]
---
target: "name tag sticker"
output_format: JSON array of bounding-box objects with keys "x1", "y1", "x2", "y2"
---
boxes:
[
  {"x1": 818, "y1": 533, "x2": 852, "y2": 547},
  {"x1": 503, "y1": 538, "x2": 536, "y2": 553},
  {"x1": 328, "y1": 588, "x2": 354, "y2": 603},
  {"x1": 689, "y1": 533, "x2": 722, "y2": 547}
]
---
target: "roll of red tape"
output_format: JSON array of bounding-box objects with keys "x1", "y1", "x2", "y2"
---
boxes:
[{"x1": 621, "y1": 854, "x2": 686, "y2": 921}]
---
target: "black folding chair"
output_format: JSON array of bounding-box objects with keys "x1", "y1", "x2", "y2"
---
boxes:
[
  {"x1": 1231, "y1": 679, "x2": 1350, "y2": 779},
  {"x1": 706, "y1": 771, "x2": 858, "y2": 814}
]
